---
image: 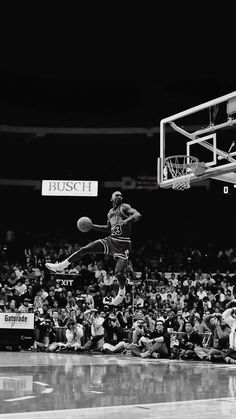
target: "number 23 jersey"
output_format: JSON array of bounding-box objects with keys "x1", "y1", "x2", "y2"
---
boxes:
[{"x1": 108, "y1": 203, "x2": 131, "y2": 240}]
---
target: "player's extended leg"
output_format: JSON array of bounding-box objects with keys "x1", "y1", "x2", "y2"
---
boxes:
[
  {"x1": 45, "y1": 240, "x2": 105, "y2": 273},
  {"x1": 112, "y1": 257, "x2": 127, "y2": 306}
]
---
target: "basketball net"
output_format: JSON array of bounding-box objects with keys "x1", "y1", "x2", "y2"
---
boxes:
[{"x1": 164, "y1": 155, "x2": 199, "y2": 191}]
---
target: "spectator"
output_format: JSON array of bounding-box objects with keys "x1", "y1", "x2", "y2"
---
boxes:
[
  {"x1": 164, "y1": 311, "x2": 179, "y2": 332},
  {"x1": 59, "y1": 308, "x2": 70, "y2": 326},
  {"x1": 197, "y1": 285, "x2": 207, "y2": 301},
  {"x1": 18, "y1": 298, "x2": 31, "y2": 313},
  {"x1": 84, "y1": 287, "x2": 95, "y2": 308},
  {"x1": 14, "y1": 279, "x2": 27, "y2": 297},
  {"x1": 140, "y1": 320, "x2": 171, "y2": 359},
  {"x1": 49, "y1": 320, "x2": 83, "y2": 352},
  {"x1": 179, "y1": 320, "x2": 202, "y2": 360},
  {"x1": 50, "y1": 309, "x2": 62, "y2": 327}
]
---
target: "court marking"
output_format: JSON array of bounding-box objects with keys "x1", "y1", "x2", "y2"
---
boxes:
[
  {"x1": 1, "y1": 396, "x2": 236, "y2": 419},
  {"x1": 5, "y1": 396, "x2": 36, "y2": 402}
]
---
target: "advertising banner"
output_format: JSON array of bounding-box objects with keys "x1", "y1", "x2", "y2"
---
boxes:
[
  {"x1": 0, "y1": 313, "x2": 34, "y2": 330},
  {"x1": 42, "y1": 180, "x2": 98, "y2": 196}
]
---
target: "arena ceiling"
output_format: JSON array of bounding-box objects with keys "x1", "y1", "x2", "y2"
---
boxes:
[{"x1": 1, "y1": 10, "x2": 236, "y2": 129}]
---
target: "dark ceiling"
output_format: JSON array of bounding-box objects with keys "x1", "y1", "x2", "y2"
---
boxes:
[{"x1": 1, "y1": 10, "x2": 236, "y2": 128}]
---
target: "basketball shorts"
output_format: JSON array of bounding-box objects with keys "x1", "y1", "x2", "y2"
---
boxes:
[{"x1": 99, "y1": 236, "x2": 131, "y2": 260}]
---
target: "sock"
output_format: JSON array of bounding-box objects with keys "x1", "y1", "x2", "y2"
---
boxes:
[{"x1": 119, "y1": 287, "x2": 126, "y2": 296}]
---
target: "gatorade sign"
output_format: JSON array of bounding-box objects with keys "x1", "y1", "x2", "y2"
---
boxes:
[{"x1": 0, "y1": 313, "x2": 34, "y2": 329}]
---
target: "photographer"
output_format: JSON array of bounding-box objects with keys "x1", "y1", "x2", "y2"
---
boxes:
[
  {"x1": 82, "y1": 308, "x2": 105, "y2": 351},
  {"x1": 194, "y1": 312, "x2": 230, "y2": 362},
  {"x1": 33, "y1": 313, "x2": 56, "y2": 351},
  {"x1": 103, "y1": 312, "x2": 126, "y2": 345}
]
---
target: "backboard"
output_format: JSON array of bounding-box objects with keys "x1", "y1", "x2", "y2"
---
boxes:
[{"x1": 157, "y1": 92, "x2": 236, "y2": 189}]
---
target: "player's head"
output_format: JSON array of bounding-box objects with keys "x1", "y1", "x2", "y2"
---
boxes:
[{"x1": 111, "y1": 191, "x2": 123, "y2": 203}]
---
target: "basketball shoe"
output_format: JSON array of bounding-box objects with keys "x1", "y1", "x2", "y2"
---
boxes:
[
  {"x1": 45, "y1": 260, "x2": 69, "y2": 273},
  {"x1": 111, "y1": 287, "x2": 126, "y2": 306}
]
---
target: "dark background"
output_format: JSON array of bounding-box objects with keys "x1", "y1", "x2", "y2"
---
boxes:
[{"x1": 1, "y1": 8, "x2": 236, "y2": 250}]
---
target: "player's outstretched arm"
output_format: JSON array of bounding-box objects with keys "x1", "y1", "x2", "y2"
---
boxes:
[{"x1": 91, "y1": 221, "x2": 111, "y2": 233}]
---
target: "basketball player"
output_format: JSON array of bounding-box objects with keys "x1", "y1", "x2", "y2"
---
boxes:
[{"x1": 46, "y1": 191, "x2": 141, "y2": 306}]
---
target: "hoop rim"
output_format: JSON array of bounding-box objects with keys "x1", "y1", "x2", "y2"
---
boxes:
[{"x1": 164, "y1": 154, "x2": 199, "y2": 163}]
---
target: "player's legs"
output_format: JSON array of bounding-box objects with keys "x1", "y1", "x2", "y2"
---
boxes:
[
  {"x1": 114, "y1": 257, "x2": 127, "y2": 289},
  {"x1": 45, "y1": 240, "x2": 105, "y2": 273},
  {"x1": 112, "y1": 257, "x2": 127, "y2": 306}
]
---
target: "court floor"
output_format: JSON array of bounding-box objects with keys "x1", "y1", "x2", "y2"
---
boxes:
[{"x1": 0, "y1": 352, "x2": 236, "y2": 418}]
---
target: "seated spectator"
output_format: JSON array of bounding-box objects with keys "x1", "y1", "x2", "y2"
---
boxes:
[
  {"x1": 65, "y1": 297, "x2": 78, "y2": 313},
  {"x1": 50, "y1": 309, "x2": 63, "y2": 327},
  {"x1": 7, "y1": 271, "x2": 18, "y2": 290},
  {"x1": 176, "y1": 313, "x2": 185, "y2": 333},
  {"x1": 59, "y1": 308, "x2": 70, "y2": 326},
  {"x1": 215, "y1": 288, "x2": 225, "y2": 304},
  {"x1": 18, "y1": 298, "x2": 31, "y2": 313},
  {"x1": 135, "y1": 293, "x2": 144, "y2": 309},
  {"x1": 203, "y1": 273, "x2": 216, "y2": 288},
  {"x1": 84, "y1": 287, "x2": 95, "y2": 308},
  {"x1": 34, "y1": 291, "x2": 44, "y2": 311},
  {"x1": 93, "y1": 291, "x2": 104, "y2": 310},
  {"x1": 109, "y1": 278, "x2": 119, "y2": 294},
  {"x1": 179, "y1": 320, "x2": 202, "y2": 360},
  {"x1": 46, "y1": 289, "x2": 57, "y2": 308},
  {"x1": 24, "y1": 285, "x2": 35, "y2": 304},
  {"x1": 40, "y1": 287, "x2": 49, "y2": 300},
  {"x1": 67, "y1": 308, "x2": 80, "y2": 325},
  {"x1": 49, "y1": 320, "x2": 83, "y2": 352},
  {"x1": 143, "y1": 313, "x2": 156, "y2": 333},
  {"x1": 5, "y1": 300, "x2": 18, "y2": 313},
  {"x1": 140, "y1": 320, "x2": 171, "y2": 359},
  {"x1": 197, "y1": 285, "x2": 207, "y2": 301},
  {"x1": 40, "y1": 303, "x2": 51, "y2": 320},
  {"x1": 223, "y1": 289, "x2": 233, "y2": 308},
  {"x1": 95, "y1": 265, "x2": 107, "y2": 284},
  {"x1": 164, "y1": 310, "x2": 179, "y2": 333},
  {"x1": 14, "y1": 279, "x2": 27, "y2": 297},
  {"x1": 182, "y1": 306, "x2": 190, "y2": 320},
  {"x1": 201, "y1": 296, "x2": 212, "y2": 312}
]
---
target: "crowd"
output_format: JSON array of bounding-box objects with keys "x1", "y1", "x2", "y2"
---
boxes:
[{"x1": 1, "y1": 238, "x2": 236, "y2": 363}]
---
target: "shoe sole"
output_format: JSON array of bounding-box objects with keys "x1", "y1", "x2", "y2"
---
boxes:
[{"x1": 45, "y1": 264, "x2": 63, "y2": 274}]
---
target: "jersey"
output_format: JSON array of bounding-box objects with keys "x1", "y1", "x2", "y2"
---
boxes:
[
  {"x1": 98, "y1": 203, "x2": 132, "y2": 260},
  {"x1": 107, "y1": 203, "x2": 132, "y2": 240}
]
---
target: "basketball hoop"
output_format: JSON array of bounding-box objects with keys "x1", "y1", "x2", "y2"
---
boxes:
[{"x1": 164, "y1": 155, "x2": 199, "y2": 191}]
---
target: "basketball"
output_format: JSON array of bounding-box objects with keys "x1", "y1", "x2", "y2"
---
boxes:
[{"x1": 77, "y1": 216, "x2": 92, "y2": 232}]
